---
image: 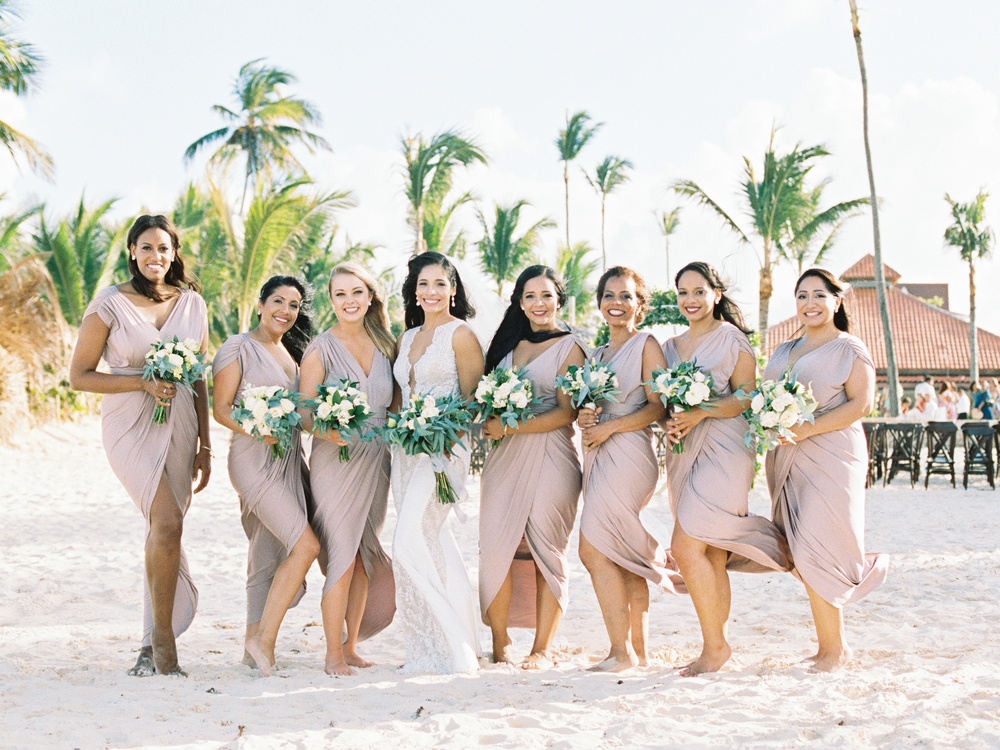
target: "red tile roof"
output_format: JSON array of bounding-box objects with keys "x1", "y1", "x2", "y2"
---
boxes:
[{"x1": 767, "y1": 255, "x2": 1000, "y2": 382}]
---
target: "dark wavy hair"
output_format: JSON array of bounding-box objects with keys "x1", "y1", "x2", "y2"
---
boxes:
[
  {"x1": 257, "y1": 275, "x2": 315, "y2": 363},
  {"x1": 126, "y1": 214, "x2": 200, "y2": 301},
  {"x1": 402, "y1": 251, "x2": 475, "y2": 329},
  {"x1": 596, "y1": 265, "x2": 649, "y2": 325},
  {"x1": 674, "y1": 261, "x2": 752, "y2": 336},
  {"x1": 485, "y1": 265, "x2": 570, "y2": 371},
  {"x1": 795, "y1": 267, "x2": 850, "y2": 332}
]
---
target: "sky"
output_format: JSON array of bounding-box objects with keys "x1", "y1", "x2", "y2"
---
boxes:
[{"x1": 3, "y1": 0, "x2": 1000, "y2": 333}]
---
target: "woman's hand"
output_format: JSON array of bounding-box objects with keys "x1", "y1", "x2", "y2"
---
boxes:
[
  {"x1": 482, "y1": 415, "x2": 507, "y2": 441},
  {"x1": 666, "y1": 407, "x2": 706, "y2": 445},
  {"x1": 577, "y1": 406, "x2": 600, "y2": 429},
  {"x1": 582, "y1": 419, "x2": 616, "y2": 451},
  {"x1": 143, "y1": 378, "x2": 177, "y2": 408},
  {"x1": 192, "y1": 447, "x2": 212, "y2": 493},
  {"x1": 315, "y1": 427, "x2": 348, "y2": 446}
]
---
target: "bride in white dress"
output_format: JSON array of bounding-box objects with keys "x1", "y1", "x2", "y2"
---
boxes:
[{"x1": 390, "y1": 252, "x2": 485, "y2": 674}]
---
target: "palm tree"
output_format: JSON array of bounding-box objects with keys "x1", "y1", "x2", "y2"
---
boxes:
[
  {"x1": 0, "y1": 195, "x2": 42, "y2": 272},
  {"x1": 207, "y1": 179, "x2": 353, "y2": 332},
  {"x1": 423, "y1": 190, "x2": 475, "y2": 258},
  {"x1": 788, "y1": 184, "x2": 868, "y2": 277},
  {"x1": 655, "y1": 207, "x2": 682, "y2": 284},
  {"x1": 0, "y1": 1, "x2": 53, "y2": 178},
  {"x1": 184, "y1": 59, "x2": 331, "y2": 213},
  {"x1": 35, "y1": 197, "x2": 123, "y2": 326},
  {"x1": 584, "y1": 156, "x2": 633, "y2": 269},
  {"x1": 849, "y1": 0, "x2": 901, "y2": 415},
  {"x1": 556, "y1": 241, "x2": 600, "y2": 325},
  {"x1": 556, "y1": 111, "x2": 602, "y2": 252},
  {"x1": 402, "y1": 129, "x2": 487, "y2": 255},
  {"x1": 673, "y1": 127, "x2": 867, "y2": 351},
  {"x1": 944, "y1": 191, "x2": 994, "y2": 384},
  {"x1": 476, "y1": 200, "x2": 554, "y2": 296}
]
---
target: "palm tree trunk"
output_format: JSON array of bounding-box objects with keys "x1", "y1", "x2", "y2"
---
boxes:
[
  {"x1": 601, "y1": 196, "x2": 607, "y2": 270},
  {"x1": 969, "y1": 259, "x2": 978, "y2": 384},
  {"x1": 851, "y1": 0, "x2": 901, "y2": 415},
  {"x1": 564, "y1": 161, "x2": 571, "y2": 252},
  {"x1": 758, "y1": 263, "x2": 772, "y2": 353},
  {"x1": 414, "y1": 203, "x2": 425, "y2": 256}
]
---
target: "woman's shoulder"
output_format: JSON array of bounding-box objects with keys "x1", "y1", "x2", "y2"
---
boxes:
[
  {"x1": 716, "y1": 321, "x2": 754, "y2": 354},
  {"x1": 834, "y1": 333, "x2": 873, "y2": 363},
  {"x1": 214, "y1": 332, "x2": 251, "y2": 365}
]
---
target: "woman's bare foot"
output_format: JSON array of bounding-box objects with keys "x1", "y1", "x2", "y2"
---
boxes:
[
  {"x1": 520, "y1": 652, "x2": 553, "y2": 670},
  {"x1": 809, "y1": 647, "x2": 851, "y2": 673},
  {"x1": 128, "y1": 646, "x2": 156, "y2": 677},
  {"x1": 245, "y1": 636, "x2": 275, "y2": 677},
  {"x1": 343, "y1": 649, "x2": 373, "y2": 669},
  {"x1": 491, "y1": 638, "x2": 515, "y2": 665},
  {"x1": 241, "y1": 650, "x2": 258, "y2": 669},
  {"x1": 325, "y1": 657, "x2": 355, "y2": 676},
  {"x1": 151, "y1": 631, "x2": 181, "y2": 675},
  {"x1": 588, "y1": 650, "x2": 638, "y2": 673},
  {"x1": 678, "y1": 642, "x2": 732, "y2": 677}
]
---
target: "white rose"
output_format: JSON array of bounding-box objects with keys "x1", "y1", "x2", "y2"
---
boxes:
[
  {"x1": 475, "y1": 380, "x2": 492, "y2": 401},
  {"x1": 693, "y1": 371, "x2": 706, "y2": 383},
  {"x1": 183, "y1": 338, "x2": 198, "y2": 351},
  {"x1": 593, "y1": 370, "x2": 610, "y2": 386},
  {"x1": 258, "y1": 423, "x2": 272, "y2": 436},
  {"x1": 779, "y1": 409, "x2": 799, "y2": 428},
  {"x1": 280, "y1": 398, "x2": 296, "y2": 414},
  {"x1": 685, "y1": 382, "x2": 712, "y2": 405},
  {"x1": 316, "y1": 402, "x2": 333, "y2": 419},
  {"x1": 266, "y1": 386, "x2": 282, "y2": 397},
  {"x1": 750, "y1": 393, "x2": 765, "y2": 414},
  {"x1": 422, "y1": 405, "x2": 440, "y2": 419},
  {"x1": 167, "y1": 353, "x2": 184, "y2": 368},
  {"x1": 760, "y1": 411, "x2": 780, "y2": 428},
  {"x1": 510, "y1": 391, "x2": 529, "y2": 409},
  {"x1": 268, "y1": 406, "x2": 284, "y2": 419},
  {"x1": 250, "y1": 400, "x2": 268, "y2": 420},
  {"x1": 241, "y1": 419, "x2": 255, "y2": 433},
  {"x1": 773, "y1": 392, "x2": 794, "y2": 411}
]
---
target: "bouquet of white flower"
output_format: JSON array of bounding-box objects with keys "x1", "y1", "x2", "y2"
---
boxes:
[
  {"x1": 308, "y1": 378, "x2": 372, "y2": 462},
  {"x1": 740, "y1": 369, "x2": 818, "y2": 453},
  {"x1": 382, "y1": 392, "x2": 473, "y2": 504},
  {"x1": 647, "y1": 360, "x2": 715, "y2": 454},
  {"x1": 472, "y1": 366, "x2": 538, "y2": 447},
  {"x1": 555, "y1": 361, "x2": 620, "y2": 411},
  {"x1": 142, "y1": 336, "x2": 208, "y2": 424},
  {"x1": 230, "y1": 385, "x2": 303, "y2": 459}
]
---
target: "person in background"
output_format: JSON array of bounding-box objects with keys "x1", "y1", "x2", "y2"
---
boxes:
[
  {"x1": 936, "y1": 382, "x2": 957, "y2": 421},
  {"x1": 972, "y1": 381, "x2": 996, "y2": 420},
  {"x1": 956, "y1": 386, "x2": 971, "y2": 419},
  {"x1": 914, "y1": 374, "x2": 936, "y2": 407},
  {"x1": 900, "y1": 396, "x2": 918, "y2": 420}
]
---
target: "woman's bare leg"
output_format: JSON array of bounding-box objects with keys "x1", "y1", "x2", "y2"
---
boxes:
[
  {"x1": 486, "y1": 567, "x2": 515, "y2": 664},
  {"x1": 246, "y1": 527, "x2": 320, "y2": 676},
  {"x1": 624, "y1": 570, "x2": 649, "y2": 666},
  {"x1": 145, "y1": 476, "x2": 184, "y2": 675},
  {"x1": 672, "y1": 526, "x2": 733, "y2": 676},
  {"x1": 805, "y1": 582, "x2": 851, "y2": 673},
  {"x1": 342, "y1": 553, "x2": 372, "y2": 668},
  {"x1": 320, "y1": 557, "x2": 357, "y2": 676},
  {"x1": 579, "y1": 534, "x2": 637, "y2": 672},
  {"x1": 522, "y1": 566, "x2": 562, "y2": 669}
]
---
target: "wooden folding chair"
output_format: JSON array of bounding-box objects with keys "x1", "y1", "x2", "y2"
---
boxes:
[
  {"x1": 961, "y1": 422, "x2": 996, "y2": 490},
  {"x1": 884, "y1": 423, "x2": 924, "y2": 488},
  {"x1": 923, "y1": 421, "x2": 957, "y2": 488}
]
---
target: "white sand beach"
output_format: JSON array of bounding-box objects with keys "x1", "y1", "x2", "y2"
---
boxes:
[{"x1": 1, "y1": 416, "x2": 998, "y2": 749}]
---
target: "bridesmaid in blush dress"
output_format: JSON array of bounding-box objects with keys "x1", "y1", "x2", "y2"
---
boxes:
[
  {"x1": 299, "y1": 263, "x2": 397, "y2": 676},
  {"x1": 765, "y1": 268, "x2": 888, "y2": 673},
  {"x1": 70, "y1": 215, "x2": 211, "y2": 676},
  {"x1": 479, "y1": 265, "x2": 586, "y2": 668},
  {"x1": 578, "y1": 266, "x2": 678, "y2": 673},
  {"x1": 663, "y1": 262, "x2": 791, "y2": 676},
  {"x1": 213, "y1": 276, "x2": 320, "y2": 676}
]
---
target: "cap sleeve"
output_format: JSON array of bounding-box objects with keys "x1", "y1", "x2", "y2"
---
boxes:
[
  {"x1": 82, "y1": 287, "x2": 118, "y2": 328},
  {"x1": 842, "y1": 335, "x2": 875, "y2": 374},
  {"x1": 212, "y1": 334, "x2": 247, "y2": 377},
  {"x1": 724, "y1": 323, "x2": 755, "y2": 360}
]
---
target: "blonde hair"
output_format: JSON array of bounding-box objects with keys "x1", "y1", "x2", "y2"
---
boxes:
[{"x1": 329, "y1": 262, "x2": 396, "y2": 362}]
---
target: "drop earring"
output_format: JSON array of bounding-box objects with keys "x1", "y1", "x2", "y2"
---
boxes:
[{"x1": 451, "y1": 296, "x2": 456, "y2": 308}]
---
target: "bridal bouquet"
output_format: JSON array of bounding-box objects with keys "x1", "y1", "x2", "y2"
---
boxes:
[
  {"x1": 382, "y1": 392, "x2": 473, "y2": 504},
  {"x1": 740, "y1": 369, "x2": 818, "y2": 453},
  {"x1": 647, "y1": 360, "x2": 715, "y2": 454},
  {"x1": 555, "y1": 361, "x2": 620, "y2": 411},
  {"x1": 308, "y1": 379, "x2": 372, "y2": 462},
  {"x1": 473, "y1": 366, "x2": 537, "y2": 447},
  {"x1": 142, "y1": 336, "x2": 208, "y2": 424},
  {"x1": 231, "y1": 385, "x2": 303, "y2": 459}
]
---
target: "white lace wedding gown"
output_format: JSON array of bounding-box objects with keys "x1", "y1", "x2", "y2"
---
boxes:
[{"x1": 391, "y1": 320, "x2": 481, "y2": 674}]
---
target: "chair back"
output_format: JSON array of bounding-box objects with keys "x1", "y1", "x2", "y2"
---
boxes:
[{"x1": 961, "y1": 422, "x2": 996, "y2": 489}]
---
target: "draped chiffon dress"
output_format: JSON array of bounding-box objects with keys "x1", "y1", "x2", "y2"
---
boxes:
[
  {"x1": 663, "y1": 322, "x2": 791, "y2": 573},
  {"x1": 83, "y1": 286, "x2": 207, "y2": 647},
  {"x1": 304, "y1": 331, "x2": 395, "y2": 640},
  {"x1": 390, "y1": 320, "x2": 480, "y2": 674},
  {"x1": 580, "y1": 332, "x2": 683, "y2": 592},
  {"x1": 765, "y1": 334, "x2": 889, "y2": 607},
  {"x1": 214, "y1": 333, "x2": 309, "y2": 626},
  {"x1": 479, "y1": 335, "x2": 585, "y2": 627}
]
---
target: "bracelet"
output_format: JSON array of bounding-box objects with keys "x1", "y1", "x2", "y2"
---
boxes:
[{"x1": 199, "y1": 446, "x2": 214, "y2": 457}]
